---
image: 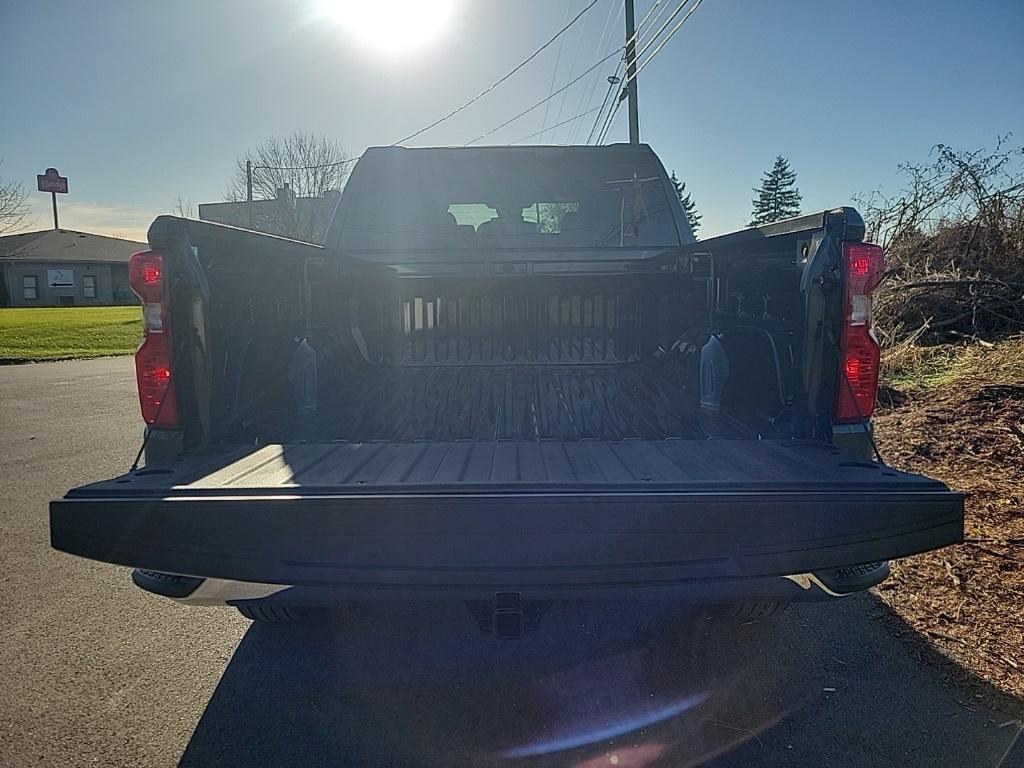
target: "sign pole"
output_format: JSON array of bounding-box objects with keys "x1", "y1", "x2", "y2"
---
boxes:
[{"x1": 37, "y1": 168, "x2": 69, "y2": 229}]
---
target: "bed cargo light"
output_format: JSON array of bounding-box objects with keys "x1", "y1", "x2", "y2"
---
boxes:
[
  {"x1": 835, "y1": 242, "x2": 884, "y2": 423},
  {"x1": 129, "y1": 250, "x2": 178, "y2": 427}
]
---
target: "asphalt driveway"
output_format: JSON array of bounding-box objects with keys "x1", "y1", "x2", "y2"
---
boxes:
[{"x1": 1, "y1": 358, "x2": 1020, "y2": 767}]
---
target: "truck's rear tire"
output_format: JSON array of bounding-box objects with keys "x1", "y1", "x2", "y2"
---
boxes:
[{"x1": 236, "y1": 604, "x2": 307, "y2": 623}]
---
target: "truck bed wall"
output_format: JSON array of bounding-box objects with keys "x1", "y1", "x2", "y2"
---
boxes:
[
  {"x1": 314, "y1": 272, "x2": 705, "y2": 366},
  {"x1": 165, "y1": 211, "x2": 847, "y2": 449},
  {"x1": 209, "y1": 267, "x2": 802, "y2": 444}
]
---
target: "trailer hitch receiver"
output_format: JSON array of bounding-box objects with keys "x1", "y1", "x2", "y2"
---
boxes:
[{"x1": 469, "y1": 592, "x2": 549, "y2": 638}]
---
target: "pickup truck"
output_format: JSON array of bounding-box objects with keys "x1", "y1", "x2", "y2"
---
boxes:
[{"x1": 50, "y1": 144, "x2": 963, "y2": 634}]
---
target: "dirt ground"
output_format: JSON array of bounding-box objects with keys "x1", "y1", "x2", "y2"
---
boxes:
[{"x1": 873, "y1": 339, "x2": 1024, "y2": 711}]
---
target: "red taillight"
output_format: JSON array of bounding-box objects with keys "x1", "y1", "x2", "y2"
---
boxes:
[
  {"x1": 835, "y1": 242, "x2": 883, "y2": 423},
  {"x1": 845, "y1": 242, "x2": 885, "y2": 297},
  {"x1": 129, "y1": 250, "x2": 165, "y2": 302},
  {"x1": 851, "y1": 257, "x2": 871, "y2": 276},
  {"x1": 135, "y1": 332, "x2": 178, "y2": 427},
  {"x1": 129, "y1": 250, "x2": 178, "y2": 427}
]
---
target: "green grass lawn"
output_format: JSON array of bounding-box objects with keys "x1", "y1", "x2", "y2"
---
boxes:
[{"x1": 0, "y1": 306, "x2": 142, "y2": 363}]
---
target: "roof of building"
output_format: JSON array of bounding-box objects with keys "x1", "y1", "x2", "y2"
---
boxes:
[{"x1": 0, "y1": 229, "x2": 146, "y2": 264}]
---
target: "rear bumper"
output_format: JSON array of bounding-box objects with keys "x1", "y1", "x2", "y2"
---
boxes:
[
  {"x1": 132, "y1": 561, "x2": 893, "y2": 606},
  {"x1": 51, "y1": 488, "x2": 962, "y2": 597}
]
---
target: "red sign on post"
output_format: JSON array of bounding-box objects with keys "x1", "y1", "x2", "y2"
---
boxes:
[{"x1": 37, "y1": 168, "x2": 69, "y2": 194}]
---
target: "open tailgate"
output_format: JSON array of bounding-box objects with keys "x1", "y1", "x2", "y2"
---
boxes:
[{"x1": 50, "y1": 440, "x2": 963, "y2": 591}]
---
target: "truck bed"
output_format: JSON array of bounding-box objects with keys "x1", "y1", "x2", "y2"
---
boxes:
[
  {"x1": 66, "y1": 436, "x2": 946, "y2": 496},
  {"x1": 49, "y1": 194, "x2": 966, "y2": 602},
  {"x1": 273, "y1": 363, "x2": 706, "y2": 443}
]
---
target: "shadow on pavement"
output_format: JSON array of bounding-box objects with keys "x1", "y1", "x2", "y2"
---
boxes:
[{"x1": 180, "y1": 596, "x2": 1023, "y2": 768}]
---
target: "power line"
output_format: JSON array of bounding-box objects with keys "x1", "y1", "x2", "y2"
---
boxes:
[
  {"x1": 583, "y1": 31, "x2": 632, "y2": 144},
  {"x1": 593, "y1": 68, "x2": 630, "y2": 144},
  {"x1": 564, "y1": 0, "x2": 661, "y2": 145},
  {"x1": 476, "y1": 0, "x2": 669, "y2": 148},
  {"x1": 594, "y1": 0, "x2": 706, "y2": 144},
  {"x1": 251, "y1": 157, "x2": 359, "y2": 172},
  {"x1": 567, "y1": 0, "x2": 622, "y2": 144},
  {"x1": 550, "y1": 1, "x2": 594, "y2": 143},
  {"x1": 392, "y1": 0, "x2": 602, "y2": 146},
  {"x1": 510, "y1": 105, "x2": 605, "y2": 145},
  {"x1": 595, "y1": 71, "x2": 631, "y2": 144},
  {"x1": 637, "y1": 0, "x2": 673, "y2": 38},
  {"x1": 586, "y1": 0, "x2": 671, "y2": 145},
  {"x1": 595, "y1": 92, "x2": 624, "y2": 144},
  {"x1": 538, "y1": 0, "x2": 574, "y2": 143},
  {"x1": 254, "y1": 0, "x2": 705, "y2": 163},
  {"x1": 631, "y1": 0, "x2": 671, "y2": 49},
  {"x1": 631, "y1": 0, "x2": 691, "y2": 64},
  {"x1": 464, "y1": 47, "x2": 624, "y2": 145},
  {"x1": 630, "y1": 0, "x2": 704, "y2": 81},
  {"x1": 585, "y1": 68, "x2": 623, "y2": 144}
]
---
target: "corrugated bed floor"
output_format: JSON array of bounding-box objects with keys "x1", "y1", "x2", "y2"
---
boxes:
[
  {"x1": 280, "y1": 364, "x2": 702, "y2": 443},
  {"x1": 170, "y1": 438, "x2": 930, "y2": 493}
]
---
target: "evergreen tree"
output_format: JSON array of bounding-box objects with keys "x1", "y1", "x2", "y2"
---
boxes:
[
  {"x1": 749, "y1": 156, "x2": 802, "y2": 227},
  {"x1": 669, "y1": 170, "x2": 702, "y2": 238}
]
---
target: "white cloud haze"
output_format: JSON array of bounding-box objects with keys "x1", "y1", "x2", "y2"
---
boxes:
[{"x1": 17, "y1": 198, "x2": 159, "y2": 243}]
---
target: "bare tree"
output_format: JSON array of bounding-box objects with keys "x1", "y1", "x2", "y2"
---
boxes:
[
  {"x1": 224, "y1": 132, "x2": 352, "y2": 242},
  {"x1": 173, "y1": 194, "x2": 197, "y2": 218},
  {"x1": 226, "y1": 132, "x2": 352, "y2": 201},
  {"x1": 0, "y1": 161, "x2": 31, "y2": 234},
  {"x1": 855, "y1": 135, "x2": 1024, "y2": 252}
]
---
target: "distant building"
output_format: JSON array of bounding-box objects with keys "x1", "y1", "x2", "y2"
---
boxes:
[
  {"x1": 0, "y1": 229, "x2": 145, "y2": 307},
  {"x1": 198, "y1": 185, "x2": 341, "y2": 244}
]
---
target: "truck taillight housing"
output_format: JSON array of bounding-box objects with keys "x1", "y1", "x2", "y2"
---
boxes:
[
  {"x1": 130, "y1": 250, "x2": 178, "y2": 427},
  {"x1": 835, "y1": 242, "x2": 884, "y2": 423}
]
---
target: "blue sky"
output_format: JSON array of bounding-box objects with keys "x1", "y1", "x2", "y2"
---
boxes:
[{"x1": 1, "y1": 0, "x2": 1021, "y2": 241}]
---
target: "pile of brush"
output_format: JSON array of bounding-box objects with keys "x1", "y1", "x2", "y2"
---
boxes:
[{"x1": 856, "y1": 138, "x2": 1024, "y2": 358}]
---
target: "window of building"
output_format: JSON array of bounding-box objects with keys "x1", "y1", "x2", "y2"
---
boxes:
[
  {"x1": 23, "y1": 275, "x2": 38, "y2": 300},
  {"x1": 83, "y1": 274, "x2": 97, "y2": 298}
]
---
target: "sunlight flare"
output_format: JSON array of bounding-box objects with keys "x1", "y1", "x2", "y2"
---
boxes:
[{"x1": 318, "y1": 0, "x2": 455, "y2": 54}]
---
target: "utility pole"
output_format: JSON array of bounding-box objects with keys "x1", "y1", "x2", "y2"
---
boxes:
[
  {"x1": 246, "y1": 160, "x2": 254, "y2": 229},
  {"x1": 624, "y1": 0, "x2": 640, "y2": 144}
]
